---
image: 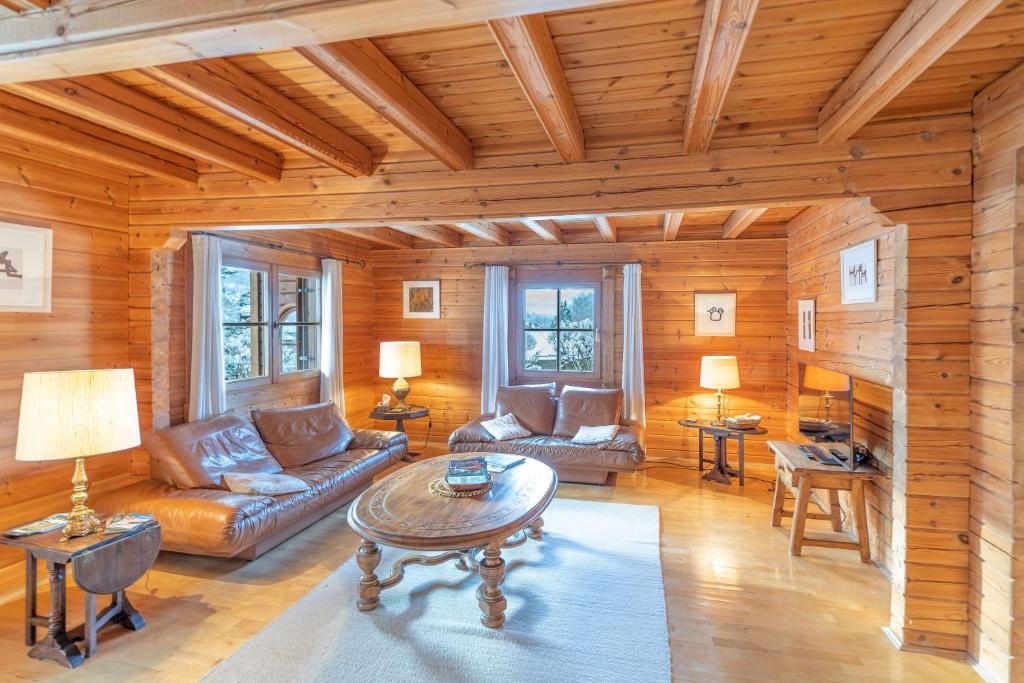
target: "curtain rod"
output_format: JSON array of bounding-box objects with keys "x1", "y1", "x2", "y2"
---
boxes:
[
  {"x1": 464, "y1": 257, "x2": 660, "y2": 270},
  {"x1": 194, "y1": 231, "x2": 367, "y2": 268}
]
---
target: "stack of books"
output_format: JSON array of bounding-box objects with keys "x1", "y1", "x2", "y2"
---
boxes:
[{"x1": 445, "y1": 456, "x2": 492, "y2": 492}]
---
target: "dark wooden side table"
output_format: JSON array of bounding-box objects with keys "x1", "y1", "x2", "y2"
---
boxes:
[
  {"x1": 369, "y1": 405, "x2": 430, "y2": 460},
  {"x1": 0, "y1": 519, "x2": 161, "y2": 668},
  {"x1": 678, "y1": 419, "x2": 767, "y2": 486}
]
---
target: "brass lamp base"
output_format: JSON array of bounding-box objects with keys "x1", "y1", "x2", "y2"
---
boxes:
[
  {"x1": 391, "y1": 376, "x2": 411, "y2": 412},
  {"x1": 62, "y1": 456, "x2": 103, "y2": 541},
  {"x1": 711, "y1": 389, "x2": 728, "y2": 426}
]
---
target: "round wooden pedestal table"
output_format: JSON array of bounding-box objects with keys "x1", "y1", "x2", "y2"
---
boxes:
[{"x1": 347, "y1": 453, "x2": 557, "y2": 628}]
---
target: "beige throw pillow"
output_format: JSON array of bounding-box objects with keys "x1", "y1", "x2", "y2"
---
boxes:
[
  {"x1": 481, "y1": 413, "x2": 532, "y2": 441},
  {"x1": 223, "y1": 472, "x2": 310, "y2": 496},
  {"x1": 571, "y1": 424, "x2": 620, "y2": 445}
]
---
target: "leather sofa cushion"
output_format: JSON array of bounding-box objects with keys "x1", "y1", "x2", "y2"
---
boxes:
[
  {"x1": 553, "y1": 386, "x2": 623, "y2": 437},
  {"x1": 449, "y1": 425, "x2": 645, "y2": 470},
  {"x1": 251, "y1": 402, "x2": 354, "y2": 468},
  {"x1": 144, "y1": 414, "x2": 283, "y2": 490},
  {"x1": 495, "y1": 383, "x2": 556, "y2": 435}
]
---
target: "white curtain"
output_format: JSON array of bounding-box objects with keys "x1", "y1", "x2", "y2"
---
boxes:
[
  {"x1": 319, "y1": 258, "x2": 346, "y2": 416},
  {"x1": 188, "y1": 235, "x2": 227, "y2": 422},
  {"x1": 481, "y1": 265, "x2": 510, "y2": 414},
  {"x1": 622, "y1": 263, "x2": 646, "y2": 425}
]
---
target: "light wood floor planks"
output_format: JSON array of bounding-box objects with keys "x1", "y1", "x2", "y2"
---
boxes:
[{"x1": 0, "y1": 461, "x2": 977, "y2": 682}]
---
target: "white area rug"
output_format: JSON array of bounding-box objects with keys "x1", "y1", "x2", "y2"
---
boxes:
[{"x1": 204, "y1": 498, "x2": 670, "y2": 682}]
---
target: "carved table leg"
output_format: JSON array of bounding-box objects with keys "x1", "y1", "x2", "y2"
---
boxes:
[
  {"x1": 356, "y1": 539, "x2": 382, "y2": 611},
  {"x1": 28, "y1": 562, "x2": 83, "y2": 668},
  {"x1": 526, "y1": 517, "x2": 544, "y2": 540},
  {"x1": 477, "y1": 539, "x2": 507, "y2": 628}
]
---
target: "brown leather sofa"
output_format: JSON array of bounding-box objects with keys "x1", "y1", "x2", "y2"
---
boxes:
[
  {"x1": 448, "y1": 384, "x2": 645, "y2": 485},
  {"x1": 94, "y1": 402, "x2": 406, "y2": 560}
]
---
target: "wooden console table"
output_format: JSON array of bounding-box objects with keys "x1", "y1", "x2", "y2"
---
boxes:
[
  {"x1": 369, "y1": 405, "x2": 429, "y2": 460},
  {"x1": 678, "y1": 419, "x2": 766, "y2": 486},
  {"x1": 768, "y1": 440, "x2": 881, "y2": 562},
  {"x1": 0, "y1": 519, "x2": 161, "y2": 667}
]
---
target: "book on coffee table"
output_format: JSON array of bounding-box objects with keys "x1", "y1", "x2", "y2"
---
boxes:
[{"x1": 445, "y1": 456, "x2": 491, "y2": 491}]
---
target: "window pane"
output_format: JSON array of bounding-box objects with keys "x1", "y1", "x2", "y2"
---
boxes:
[
  {"x1": 277, "y1": 273, "x2": 321, "y2": 374},
  {"x1": 221, "y1": 266, "x2": 267, "y2": 323},
  {"x1": 278, "y1": 273, "x2": 320, "y2": 323},
  {"x1": 559, "y1": 288, "x2": 595, "y2": 329},
  {"x1": 558, "y1": 331, "x2": 595, "y2": 372},
  {"x1": 524, "y1": 289, "x2": 557, "y2": 329},
  {"x1": 224, "y1": 325, "x2": 268, "y2": 381},
  {"x1": 280, "y1": 322, "x2": 320, "y2": 374},
  {"x1": 524, "y1": 330, "x2": 557, "y2": 371}
]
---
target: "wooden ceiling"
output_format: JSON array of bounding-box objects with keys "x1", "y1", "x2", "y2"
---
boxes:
[{"x1": 1, "y1": 0, "x2": 1022, "y2": 248}]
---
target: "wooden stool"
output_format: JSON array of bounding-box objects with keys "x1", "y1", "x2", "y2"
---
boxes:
[{"x1": 768, "y1": 441, "x2": 881, "y2": 562}]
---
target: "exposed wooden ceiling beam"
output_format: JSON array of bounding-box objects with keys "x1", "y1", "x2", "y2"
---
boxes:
[
  {"x1": 6, "y1": 75, "x2": 282, "y2": 182},
  {"x1": 683, "y1": 0, "x2": 759, "y2": 155},
  {"x1": 593, "y1": 216, "x2": 616, "y2": 243},
  {"x1": 663, "y1": 212, "x2": 685, "y2": 240},
  {"x1": 453, "y1": 221, "x2": 511, "y2": 246},
  {"x1": 818, "y1": 0, "x2": 1001, "y2": 144},
  {"x1": 297, "y1": 40, "x2": 473, "y2": 171},
  {"x1": 0, "y1": 1, "x2": 625, "y2": 84},
  {"x1": 0, "y1": 92, "x2": 196, "y2": 184},
  {"x1": 389, "y1": 224, "x2": 462, "y2": 248},
  {"x1": 488, "y1": 14, "x2": 585, "y2": 163},
  {"x1": 520, "y1": 218, "x2": 563, "y2": 243},
  {"x1": 331, "y1": 227, "x2": 412, "y2": 250},
  {"x1": 142, "y1": 59, "x2": 372, "y2": 177},
  {"x1": 722, "y1": 208, "x2": 766, "y2": 239},
  {"x1": 0, "y1": 0, "x2": 50, "y2": 11}
]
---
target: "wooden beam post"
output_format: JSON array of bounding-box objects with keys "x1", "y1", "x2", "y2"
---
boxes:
[
  {"x1": 331, "y1": 227, "x2": 413, "y2": 249},
  {"x1": 297, "y1": 39, "x2": 474, "y2": 171},
  {"x1": 722, "y1": 207, "x2": 766, "y2": 238},
  {"x1": 389, "y1": 224, "x2": 463, "y2": 247},
  {"x1": 593, "y1": 215, "x2": 617, "y2": 242},
  {"x1": 520, "y1": 218, "x2": 563, "y2": 243},
  {"x1": 663, "y1": 212, "x2": 685, "y2": 240},
  {"x1": 488, "y1": 14, "x2": 585, "y2": 163},
  {"x1": 453, "y1": 221, "x2": 511, "y2": 246}
]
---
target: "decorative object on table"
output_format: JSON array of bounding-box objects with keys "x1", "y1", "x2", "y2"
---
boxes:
[
  {"x1": 445, "y1": 455, "x2": 491, "y2": 491},
  {"x1": 402, "y1": 279, "x2": 440, "y2": 319},
  {"x1": 0, "y1": 518, "x2": 160, "y2": 668},
  {"x1": 103, "y1": 513, "x2": 154, "y2": 535},
  {"x1": 693, "y1": 291, "x2": 736, "y2": 336},
  {"x1": 798, "y1": 298, "x2": 815, "y2": 352},
  {"x1": 0, "y1": 222, "x2": 52, "y2": 313},
  {"x1": 379, "y1": 341, "x2": 422, "y2": 411},
  {"x1": 429, "y1": 477, "x2": 494, "y2": 498},
  {"x1": 802, "y1": 365, "x2": 850, "y2": 424},
  {"x1": 16, "y1": 368, "x2": 141, "y2": 540},
  {"x1": 724, "y1": 413, "x2": 762, "y2": 429},
  {"x1": 486, "y1": 456, "x2": 526, "y2": 474},
  {"x1": 378, "y1": 393, "x2": 392, "y2": 411},
  {"x1": 679, "y1": 418, "x2": 765, "y2": 486},
  {"x1": 368, "y1": 404, "x2": 429, "y2": 461},
  {"x1": 4, "y1": 513, "x2": 69, "y2": 538},
  {"x1": 798, "y1": 416, "x2": 831, "y2": 432},
  {"x1": 840, "y1": 239, "x2": 876, "y2": 304},
  {"x1": 480, "y1": 413, "x2": 532, "y2": 441},
  {"x1": 699, "y1": 355, "x2": 740, "y2": 426}
]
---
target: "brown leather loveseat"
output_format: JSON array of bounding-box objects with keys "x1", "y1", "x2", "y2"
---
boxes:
[
  {"x1": 448, "y1": 384, "x2": 645, "y2": 485},
  {"x1": 94, "y1": 402, "x2": 406, "y2": 560}
]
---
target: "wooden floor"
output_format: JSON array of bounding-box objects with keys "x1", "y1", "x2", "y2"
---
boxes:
[{"x1": 0, "y1": 461, "x2": 977, "y2": 682}]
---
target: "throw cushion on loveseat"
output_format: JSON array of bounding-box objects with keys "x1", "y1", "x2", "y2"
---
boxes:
[
  {"x1": 553, "y1": 386, "x2": 623, "y2": 437},
  {"x1": 495, "y1": 383, "x2": 557, "y2": 435},
  {"x1": 251, "y1": 401, "x2": 354, "y2": 467},
  {"x1": 481, "y1": 413, "x2": 532, "y2": 440}
]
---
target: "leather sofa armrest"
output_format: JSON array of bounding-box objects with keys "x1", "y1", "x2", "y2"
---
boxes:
[
  {"x1": 447, "y1": 414, "x2": 496, "y2": 447},
  {"x1": 351, "y1": 428, "x2": 408, "y2": 451}
]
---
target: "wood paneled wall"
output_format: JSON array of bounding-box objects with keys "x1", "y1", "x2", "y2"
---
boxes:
[
  {"x1": 786, "y1": 200, "x2": 898, "y2": 573},
  {"x1": 0, "y1": 136, "x2": 131, "y2": 600},
  {"x1": 370, "y1": 240, "x2": 789, "y2": 468},
  {"x1": 969, "y1": 62, "x2": 1024, "y2": 683}
]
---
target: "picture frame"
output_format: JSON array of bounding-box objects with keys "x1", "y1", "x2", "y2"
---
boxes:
[
  {"x1": 0, "y1": 222, "x2": 52, "y2": 313},
  {"x1": 840, "y1": 239, "x2": 876, "y2": 304},
  {"x1": 798, "y1": 299, "x2": 815, "y2": 352},
  {"x1": 694, "y1": 292, "x2": 736, "y2": 337},
  {"x1": 403, "y1": 280, "x2": 440, "y2": 319}
]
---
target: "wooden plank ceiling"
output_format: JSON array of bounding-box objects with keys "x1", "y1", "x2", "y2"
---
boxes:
[{"x1": 0, "y1": 0, "x2": 1022, "y2": 249}]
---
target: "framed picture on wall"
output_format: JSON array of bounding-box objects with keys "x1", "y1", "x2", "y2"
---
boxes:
[
  {"x1": 0, "y1": 222, "x2": 52, "y2": 313},
  {"x1": 798, "y1": 299, "x2": 815, "y2": 352},
  {"x1": 694, "y1": 292, "x2": 736, "y2": 337},
  {"x1": 403, "y1": 280, "x2": 440, "y2": 319},
  {"x1": 840, "y1": 239, "x2": 876, "y2": 304}
]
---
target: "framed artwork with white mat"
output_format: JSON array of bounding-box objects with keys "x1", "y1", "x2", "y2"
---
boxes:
[{"x1": 0, "y1": 222, "x2": 52, "y2": 313}]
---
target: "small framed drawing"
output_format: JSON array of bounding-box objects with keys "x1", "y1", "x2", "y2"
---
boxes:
[
  {"x1": 840, "y1": 239, "x2": 876, "y2": 304},
  {"x1": 403, "y1": 280, "x2": 440, "y2": 319},
  {"x1": 694, "y1": 292, "x2": 736, "y2": 337},
  {"x1": 0, "y1": 222, "x2": 52, "y2": 313},
  {"x1": 798, "y1": 299, "x2": 815, "y2": 352}
]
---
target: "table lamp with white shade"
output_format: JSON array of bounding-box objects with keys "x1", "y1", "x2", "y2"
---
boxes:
[
  {"x1": 700, "y1": 355, "x2": 740, "y2": 426},
  {"x1": 379, "y1": 341, "x2": 422, "y2": 412},
  {"x1": 16, "y1": 369, "x2": 141, "y2": 540},
  {"x1": 802, "y1": 365, "x2": 850, "y2": 424}
]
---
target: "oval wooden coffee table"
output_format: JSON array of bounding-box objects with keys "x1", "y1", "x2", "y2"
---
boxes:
[{"x1": 348, "y1": 453, "x2": 557, "y2": 628}]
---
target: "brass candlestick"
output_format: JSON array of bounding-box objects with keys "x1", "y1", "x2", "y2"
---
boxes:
[
  {"x1": 713, "y1": 389, "x2": 726, "y2": 426},
  {"x1": 63, "y1": 456, "x2": 103, "y2": 540}
]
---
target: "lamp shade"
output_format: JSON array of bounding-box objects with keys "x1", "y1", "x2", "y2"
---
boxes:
[
  {"x1": 803, "y1": 366, "x2": 850, "y2": 392},
  {"x1": 700, "y1": 355, "x2": 740, "y2": 390},
  {"x1": 15, "y1": 369, "x2": 141, "y2": 462},
  {"x1": 379, "y1": 341, "x2": 422, "y2": 379}
]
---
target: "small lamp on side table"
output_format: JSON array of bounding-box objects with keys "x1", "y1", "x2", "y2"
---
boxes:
[
  {"x1": 700, "y1": 355, "x2": 740, "y2": 426},
  {"x1": 802, "y1": 365, "x2": 850, "y2": 425},
  {"x1": 379, "y1": 341, "x2": 422, "y2": 412},
  {"x1": 15, "y1": 369, "x2": 141, "y2": 540}
]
